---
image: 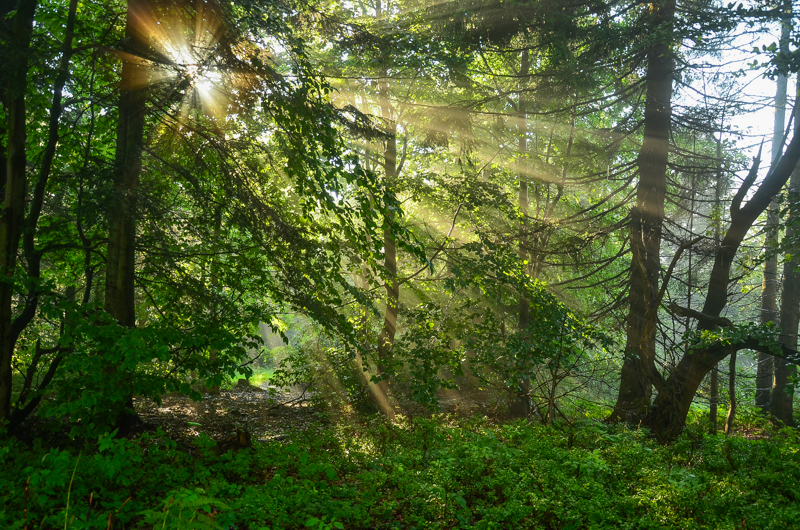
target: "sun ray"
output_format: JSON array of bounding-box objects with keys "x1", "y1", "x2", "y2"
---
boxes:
[{"x1": 113, "y1": 0, "x2": 250, "y2": 124}]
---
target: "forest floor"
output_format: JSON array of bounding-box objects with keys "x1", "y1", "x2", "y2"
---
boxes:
[
  {"x1": 5, "y1": 384, "x2": 799, "y2": 529},
  {"x1": 134, "y1": 380, "x2": 320, "y2": 444},
  {"x1": 133, "y1": 380, "x2": 503, "y2": 448}
]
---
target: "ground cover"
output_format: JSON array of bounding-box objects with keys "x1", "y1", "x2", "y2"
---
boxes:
[{"x1": 1, "y1": 400, "x2": 799, "y2": 530}]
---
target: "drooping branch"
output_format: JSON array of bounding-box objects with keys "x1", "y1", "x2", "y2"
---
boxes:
[
  {"x1": 668, "y1": 303, "x2": 800, "y2": 365},
  {"x1": 730, "y1": 141, "x2": 762, "y2": 215},
  {"x1": 656, "y1": 236, "x2": 702, "y2": 307},
  {"x1": 703, "y1": 112, "x2": 800, "y2": 319},
  {"x1": 710, "y1": 338, "x2": 800, "y2": 366}
]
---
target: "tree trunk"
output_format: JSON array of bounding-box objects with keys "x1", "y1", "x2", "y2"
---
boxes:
[
  {"x1": 709, "y1": 365, "x2": 718, "y2": 433},
  {"x1": 724, "y1": 352, "x2": 736, "y2": 435},
  {"x1": 511, "y1": 49, "x2": 532, "y2": 418},
  {"x1": 757, "y1": 227, "x2": 778, "y2": 410},
  {"x1": 771, "y1": 78, "x2": 800, "y2": 427},
  {"x1": 646, "y1": 111, "x2": 800, "y2": 441},
  {"x1": 373, "y1": 18, "x2": 396, "y2": 418},
  {"x1": 7, "y1": 0, "x2": 79, "y2": 431},
  {"x1": 611, "y1": 0, "x2": 675, "y2": 423},
  {"x1": 0, "y1": 0, "x2": 38, "y2": 424},
  {"x1": 757, "y1": 2, "x2": 790, "y2": 410},
  {"x1": 107, "y1": 0, "x2": 147, "y2": 329},
  {"x1": 707, "y1": 140, "x2": 723, "y2": 434},
  {"x1": 106, "y1": 0, "x2": 148, "y2": 432}
]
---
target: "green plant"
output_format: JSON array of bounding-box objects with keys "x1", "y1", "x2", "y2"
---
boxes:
[
  {"x1": 140, "y1": 487, "x2": 232, "y2": 530},
  {"x1": 305, "y1": 515, "x2": 345, "y2": 530},
  {"x1": 2, "y1": 418, "x2": 799, "y2": 529}
]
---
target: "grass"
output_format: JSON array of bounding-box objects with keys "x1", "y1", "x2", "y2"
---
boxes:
[
  {"x1": 247, "y1": 367, "x2": 274, "y2": 387},
  {"x1": 1, "y1": 413, "x2": 799, "y2": 529},
  {"x1": 222, "y1": 366, "x2": 275, "y2": 389}
]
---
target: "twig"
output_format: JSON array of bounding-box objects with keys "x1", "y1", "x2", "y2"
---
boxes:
[
  {"x1": 23, "y1": 477, "x2": 30, "y2": 530},
  {"x1": 730, "y1": 142, "x2": 762, "y2": 214},
  {"x1": 262, "y1": 378, "x2": 318, "y2": 412},
  {"x1": 107, "y1": 497, "x2": 131, "y2": 530},
  {"x1": 65, "y1": 453, "x2": 81, "y2": 530},
  {"x1": 656, "y1": 236, "x2": 702, "y2": 307}
]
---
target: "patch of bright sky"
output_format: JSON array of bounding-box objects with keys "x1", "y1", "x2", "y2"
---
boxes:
[{"x1": 679, "y1": 12, "x2": 794, "y2": 175}]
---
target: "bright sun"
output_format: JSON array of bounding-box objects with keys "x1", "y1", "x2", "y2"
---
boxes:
[{"x1": 119, "y1": 1, "x2": 232, "y2": 122}]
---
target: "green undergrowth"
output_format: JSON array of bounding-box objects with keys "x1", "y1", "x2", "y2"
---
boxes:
[
  {"x1": 1, "y1": 417, "x2": 798, "y2": 529},
  {"x1": 221, "y1": 367, "x2": 275, "y2": 390}
]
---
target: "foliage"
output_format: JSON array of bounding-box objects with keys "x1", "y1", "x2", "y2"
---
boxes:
[
  {"x1": 30, "y1": 300, "x2": 261, "y2": 438},
  {"x1": 392, "y1": 236, "x2": 613, "y2": 415},
  {"x1": 1, "y1": 418, "x2": 799, "y2": 529},
  {"x1": 1, "y1": 0, "x2": 420, "y2": 435},
  {"x1": 2, "y1": 0, "x2": 799, "y2": 470}
]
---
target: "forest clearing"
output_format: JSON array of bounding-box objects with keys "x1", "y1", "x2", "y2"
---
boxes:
[{"x1": 2, "y1": 0, "x2": 800, "y2": 528}]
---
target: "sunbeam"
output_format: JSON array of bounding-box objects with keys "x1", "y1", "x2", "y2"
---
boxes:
[{"x1": 113, "y1": 0, "x2": 238, "y2": 122}]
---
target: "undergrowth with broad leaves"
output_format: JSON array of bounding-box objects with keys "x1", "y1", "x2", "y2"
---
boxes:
[{"x1": 1, "y1": 415, "x2": 798, "y2": 529}]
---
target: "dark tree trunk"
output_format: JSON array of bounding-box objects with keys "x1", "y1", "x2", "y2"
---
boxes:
[
  {"x1": 709, "y1": 365, "x2": 718, "y2": 433},
  {"x1": 645, "y1": 111, "x2": 800, "y2": 442},
  {"x1": 0, "y1": 0, "x2": 38, "y2": 425},
  {"x1": 757, "y1": 215, "x2": 779, "y2": 410},
  {"x1": 7, "y1": 0, "x2": 79, "y2": 431},
  {"x1": 107, "y1": 0, "x2": 148, "y2": 432},
  {"x1": 708, "y1": 152, "x2": 723, "y2": 435},
  {"x1": 724, "y1": 352, "x2": 737, "y2": 435},
  {"x1": 107, "y1": 0, "x2": 147, "y2": 329},
  {"x1": 611, "y1": 0, "x2": 675, "y2": 423}
]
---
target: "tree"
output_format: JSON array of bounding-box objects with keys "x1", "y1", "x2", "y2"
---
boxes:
[
  {"x1": 0, "y1": 0, "x2": 76, "y2": 426},
  {"x1": 603, "y1": 0, "x2": 800, "y2": 440},
  {"x1": 772, "y1": 78, "x2": 800, "y2": 426},
  {"x1": 0, "y1": 0, "x2": 401, "y2": 436},
  {"x1": 610, "y1": 0, "x2": 677, "y2": 424},
  {"x1": 756, "y1": 0, "x2": 792, "y2": 412}
]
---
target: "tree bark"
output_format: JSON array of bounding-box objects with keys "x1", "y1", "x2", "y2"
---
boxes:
[
  {"x1": 611, "y1": 0, "x2": 675, "y2": 423},
  {"x1": 708, "y1": 139, "x2": 724, "y2": 434},
  {"x1": 511, "y1": 49, "x2": 532, "y2": 418},
  {"x1": 106, "y1": 0, "x2": 148, "y2": 432},
  {"x1": 6, "y1": 0, "x2": 79, "y2": 431},
  {"x1": 709, "y1": 365, "x2": 718, "y2": 433},
  {"x1": 724, "y1": 352, "x2": 736, "y2": 435},
  {"x1": 645, "y1": 111, "x2": 800, "y2": 441},
  {"x1": 771, "y1": 78, "x2": 800, "y2": 427},
  {"x1": 0, "y1": 0, "x2": 38, "y2": 424},
  {"x1": 757, "y1": 228, "x2": 778, "y2": 410},
  {"x1": 373, "y1": 17, "x2": 396, "y2": 417},
  {"x1": 757, "y1": 0, "x2": 790, "y2": 410},
  {"x1": 107, "y1": 0, "x2": 147, "y2": 329}
]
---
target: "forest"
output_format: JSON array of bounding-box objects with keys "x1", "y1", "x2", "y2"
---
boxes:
[{"x1": 1, "y1": 0, "x2": 800, "y2": 528}]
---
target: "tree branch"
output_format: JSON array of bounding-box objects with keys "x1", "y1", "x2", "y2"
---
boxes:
[
  {"x1": 656, "y1": 236, "x2": 701, "y2": 307},
  {"x1": 667, "y1": 302, "x2": 733, "y2": 327},
  {"x1": 730, "y1": 141, "x2": 762, "y2": 215}
]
